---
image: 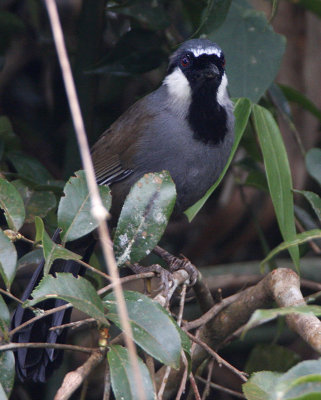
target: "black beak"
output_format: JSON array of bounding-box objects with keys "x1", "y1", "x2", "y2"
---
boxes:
[{"x1": 204, "y1": 64, "x2": 220, "y2": 79}]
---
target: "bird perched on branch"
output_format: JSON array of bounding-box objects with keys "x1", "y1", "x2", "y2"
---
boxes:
[{"x1": 12, "y1": 38, "x2": 234, "y2": 382}]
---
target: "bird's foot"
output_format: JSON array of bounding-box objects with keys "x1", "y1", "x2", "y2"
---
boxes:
[
  {"x1": 129, "y1": 263, "x2": 174, "y2": 294},
  {"x1": 153, "y1": 246, "x2": 199, "y2": 286}
]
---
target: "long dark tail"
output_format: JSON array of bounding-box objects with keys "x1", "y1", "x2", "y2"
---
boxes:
[{"x1": 11, "y1": 231, "x2": 95, "y2": 382}]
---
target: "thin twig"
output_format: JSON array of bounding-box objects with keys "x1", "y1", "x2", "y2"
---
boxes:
[
  {"x1": 9, "y1": 303, "x2": 72, "y2": 337},
  {"x1": 49, "y1": 318, "x2": 97, "y2": 332},
  {"x1": 97, "y1": 272, "x2": 155, "y2": 296},
  {"x1": 185, "y1": 291, "x2": 242, "y2": 330},
  {"x1": 175, "y1": 351, "x2": 189, "y2": 400},
  {"x1": 158, "y1": 366, "x2": 172, "y2": 400},
  {"x1": 189, "y1": 371, "x2": 202, "y2": 400},
  {"x1": 0, "y1": 288, "x2": 24, "y2": 305},
  {"x1": 177, "y1": 284, "x2": 187, "y2": 326},
  {"x1": 196, "y1": 376, "x2": 246, "y2": 399},
  {"x1": 77, "y1": 259, "x2": 111, "y2": 281},
  {"x1": 185, "y1": 331, "x2": 248, "y2": 382},
  {"x1": 0, "y1": 342, "x2": 96, "y2": 354},
  {"x1": 201, "y1": 359, "x2": 214, "y2": 400}
]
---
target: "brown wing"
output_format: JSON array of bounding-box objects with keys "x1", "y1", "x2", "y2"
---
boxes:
[{"x1": 91, "y1": 98, "x2": 152, "y2": 186}]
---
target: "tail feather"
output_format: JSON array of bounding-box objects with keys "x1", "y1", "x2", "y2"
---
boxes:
[{"x1": 11, "y1": 231, "x2": 95, "y2": 382}]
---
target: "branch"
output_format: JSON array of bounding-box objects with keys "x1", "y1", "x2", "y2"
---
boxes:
[
  {"x1": 54, "y1": 349, "x2": 107, "y2": 400},
  {"x1": 0, "y1": 342, "x2": 96, "y2": 354}
]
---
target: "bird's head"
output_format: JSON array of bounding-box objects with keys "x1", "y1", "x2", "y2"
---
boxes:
[{"x1": 163, "y1": 39, "x2": 229, "y2": 112}]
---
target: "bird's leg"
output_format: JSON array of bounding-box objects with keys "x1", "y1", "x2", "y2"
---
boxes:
[{"x1": 153, "y1": 246, "x2": 199, "y2": 286}]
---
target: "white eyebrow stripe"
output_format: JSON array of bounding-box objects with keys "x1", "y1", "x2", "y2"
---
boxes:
[{"x1": 190, "y1": 47, "x2": 222, "y2": 57}]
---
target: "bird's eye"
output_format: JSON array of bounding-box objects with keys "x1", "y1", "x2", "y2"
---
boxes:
[
  {"x1": 180, "y1": 55, "x2": 191, "y2": 68},
  {"x1": 221, "y1": 56, "x2": 226, "y2": 67}
]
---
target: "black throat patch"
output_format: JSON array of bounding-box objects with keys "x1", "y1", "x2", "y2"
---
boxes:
[{"x1": 188, "y1": 82, "x2": 228, "y2": 146}]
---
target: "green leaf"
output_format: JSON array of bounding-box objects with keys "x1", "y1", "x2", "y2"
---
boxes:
[
  {"x1": 108, "y1": 0, "x2": 169, "y2": 31},
  {"x1": 113, "y1": 171, "x2": 176, "y2": 266},
  {"x1": 260, "y1": 229, "x2": 321, "y2": 270},
  {"x1": 294, "y1": 190, "x2": 321, "y2": 222},
  {"x1": 12, "y1": 180, "x2": 56, "y2": 223},
  {"x1": 6, "y1": 151, "x2": 53, "y2": 185},
  {"x1": 244, "y1": 305, "x2": 321, "y2": 332},
  {"x1": 104, "y1": 291, "x2": 181, "y2": 369},
  {"x1": 197, "y1": 0, "x2": 232, "y2": 34},
  {"x1": 185, "y1": 97, "x2": 251, "y2": 221},
  {"x1": 210, "y1": 0, "x2": 286, "y2": 102},
  {"x1": 0, "y1": 178, "x2": 25, "y2": 231},
  {"x1": 243, "y1": 371, "x2": 282, "y2": 400},
  {"x1": 280, "y1": 84, "x2": 321, "y2": 122},
  {"x1": 58, "y1": 170, "x2": 111, "y2": 243},
  {"x1": 306, "y1": 148, "x2": 321, "y2": 187},
  {"x1": 24, "y1": 272, "x2": 108, "y2": 325},
  {"x1": 34, "y1": 217, "x2": 81, "y2": 274},
  {"x1": 108, "y1": 345, "x2": 155, "y2": 400},
  {"x1": 0, "y1": 229, "x2": 17, "y2": 289},
  {"x1": 243, "y1": 358, "x2": 321, "y2": 400},
  {"x1": 0, "y1": 351, "x2": 15, "y2": 398},
  {"x1": 245, "y1": 344, "x2": 300, "y2": 375},
  {"x1": 252, "y1": 104, "x2": 300, "y2": 269}
]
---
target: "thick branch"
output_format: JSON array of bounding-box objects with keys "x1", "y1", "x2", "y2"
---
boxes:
[{"x1": 159, "y1": 268, "x2": 321, "y2": 399}]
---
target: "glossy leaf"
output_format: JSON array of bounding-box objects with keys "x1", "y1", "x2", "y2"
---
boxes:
[
  {"x1": 252, "y1": 104, "x2": 300, "y2": 269},
  {"x1": 12, "y1": 179, "x2": 56, "y2": 223},
  {"x1": 0, "y1": 229, "x2": 17, "y2": 289},
  {"x1": 260, "y1": 229, "x2": 321, "y2": 270},
  {"x1": 0, "y1": 351, "x2": 15, "y2": 398},
  {"x1": 243, "y1": 358, "x2": 321, "y2": 400},
  {"x1": 294, "y1": 190, "x2": 321, "y2": 222},
  {"x1": 58, "y1": 170, "x2": 111, "y2": 243},
  {"x1": 108, "y1": 345, "x2": 155, "y2": 400},
  {"x1": 24, "y1": 272, "x2": 108, "y2": 325},
  {"x1": 306, "y1": 148, "x2": 321, "y2": 187},
  {"x1": 114, "y1": 171, "x2": 176, "y2": 266},
  {"x1": 210, "y1": 0, "x2": 285, "y2": 102},
  {"x1": 0, "y1": 178, "x2": 25, "y2": 231},
  {"x1": 34, "y1": 217, "x2": 81, "y2": 274},
  {"x1": 185, "y1": 97, "x2": 251, "y2": 221},
  {"x1": 104, "y1": 291, "x2": 181, "y2": 369}
]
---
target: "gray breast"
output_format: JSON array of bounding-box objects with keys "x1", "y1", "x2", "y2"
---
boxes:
[{"x1": 133, "y1": 87, "x2": 234, "y2": 211}]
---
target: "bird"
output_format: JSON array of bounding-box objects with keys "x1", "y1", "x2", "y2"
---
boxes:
[{"x1": 11, "y1": 38, "x2": 234, "y2": 382}]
